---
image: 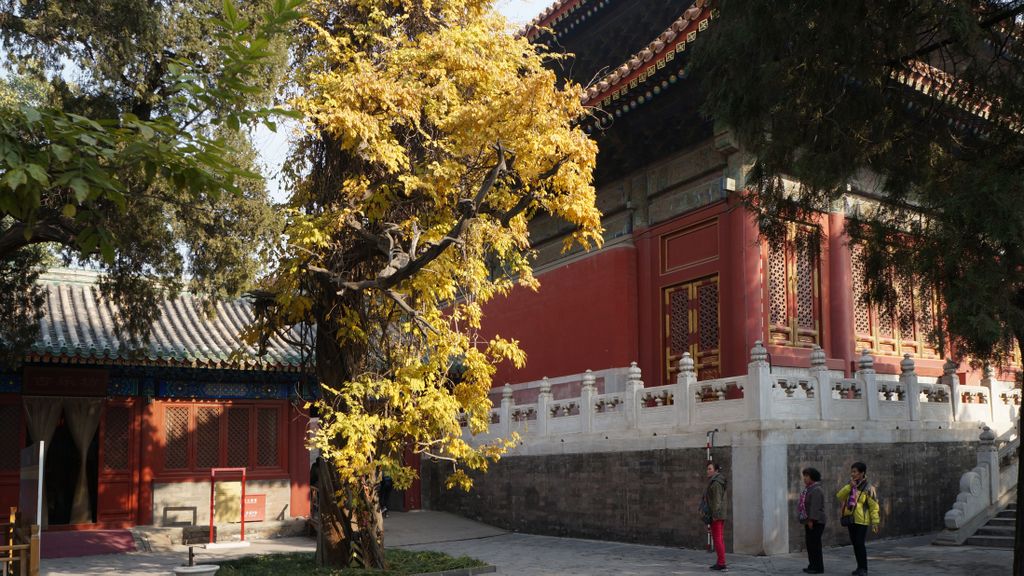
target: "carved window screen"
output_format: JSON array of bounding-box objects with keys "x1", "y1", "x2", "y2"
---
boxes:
[
  {"x1": 227, "y1": 408, "x2": 250, "y2": 467},
  {"x1": 0, "y1": 403, "x2": 22, "y2": 471},
  {"x1": 102, "y1": 405, "x2": 131, "y2": 471},
  {"x1": 664, "y1": 275, "x2": 720, "y2": 383},
  {"x1": 766, "y1": 228, "x2": 821, "y2": 347},
  {"x1": 164, "y1": 406, "x2": 190, "y2": 470},
  {"x1": 161, "y1": 401, "x2": 286, "y2": 473},
  {"x1": 851, "y1": 245, "x2": 940, "y2": 359},
  {"x1": 256, "y1": 408, "x2": 279, "y2": 467}
]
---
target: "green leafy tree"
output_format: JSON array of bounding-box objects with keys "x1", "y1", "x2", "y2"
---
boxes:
[
  {"x1": 0, "y1": 0, "x2": 302, "y2": 358},
  {"x1": 691, "y1": 0, "x2": 1024, "y2": 570},
  {"x1": 252, "y1": 0, "x2": 601, "y2": 568}
]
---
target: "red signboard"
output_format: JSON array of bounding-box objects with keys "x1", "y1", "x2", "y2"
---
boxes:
[{"x1": 242, "y1": 494, "x2": 266, "y2": 522}]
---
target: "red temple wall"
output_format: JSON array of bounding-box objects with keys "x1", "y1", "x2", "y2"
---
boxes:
[{"x1": 480, "y1": 243, "x2": 640, "y2": 386}]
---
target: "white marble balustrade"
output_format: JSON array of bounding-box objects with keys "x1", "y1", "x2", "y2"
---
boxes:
[{"x1": 464, "y1": 342, "x2": 1021, "y2": 444}]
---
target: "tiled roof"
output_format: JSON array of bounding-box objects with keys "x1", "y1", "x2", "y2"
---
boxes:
[{"x1": 29, "y1": 268, "x2": 304, "y2": 369}]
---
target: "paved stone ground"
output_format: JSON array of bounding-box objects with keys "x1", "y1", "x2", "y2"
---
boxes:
[{"x1": 41, "y1": 511, "x2": 1011, "y2": 575}]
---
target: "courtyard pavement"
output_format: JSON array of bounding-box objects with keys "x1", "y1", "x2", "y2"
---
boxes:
[{"x1": 41, "y1": 510, "x2": 1010, "y2": 575}]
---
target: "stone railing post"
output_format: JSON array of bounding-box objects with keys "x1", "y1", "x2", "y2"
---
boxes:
[
  {"x1": 675, "y1": 353, "x2": 696, "y2": 429},
  {"x1": 944, "y1": 358, "x2": 960, "y2": 421},
  {"x1": 901, "y1": 354, "x2": 921, "y2": 421},
  {"x1": 810, "y1": 345, "x2": 831, "y2": 420},
  {"x1": 981, "y1": 363, "x2": 997, "y2": 425},
  {"x1": 858, "y1": 350, "x2": 879, "y2": 420},
  {"x1": 747, "y1": 341, "x2": 772, "y2": 421},
  {"x1": 978, "y1": 426, "x2": 999, "y2": 505},
  {"x1": 623, "y1": 362, "x2": 644, "y2": 429},
  {"x1": 536, "y1": 377, "x2": 551, "y2": 438},
  {"x1": 580, "y1": 370, "x2": 596, "y2": 434},
  {"x1": 500, "y1": 383, "x2": 513, "y2": 437}
]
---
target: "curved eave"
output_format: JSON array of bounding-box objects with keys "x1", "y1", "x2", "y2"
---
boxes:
[
  {"x1": 24, "y1": 351, "x2": 305, "y2": 372},
  {"x1": 582, "y1": 2, "x2": 713, "y2": 108},
  {"x1": 522, "y1": 0, "x2": 607, "y2": 40}
]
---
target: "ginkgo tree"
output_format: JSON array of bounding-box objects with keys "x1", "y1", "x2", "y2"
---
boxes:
[{"x1": 252, "y1": 0, "x2": 602, "y2": 568}]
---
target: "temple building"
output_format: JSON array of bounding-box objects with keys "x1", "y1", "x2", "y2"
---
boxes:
[
  {"x1": 424, "y1": 0, "x2": 1022, "y2": 556},
  {"x1": 482, "y1": 0, "x2": 1016, "y2": 401},
  {"x1": 0, "y1": 268, "x2": 313, "y2": 532}
]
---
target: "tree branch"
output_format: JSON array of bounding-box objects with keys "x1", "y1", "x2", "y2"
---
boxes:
[{"x1": 0, "y1": 219, "x2": 79, "y2": 261}]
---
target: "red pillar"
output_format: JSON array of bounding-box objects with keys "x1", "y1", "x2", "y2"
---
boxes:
[
  {"x1": 288, "y1": 405, "x2": 311, "y2": 518},
  {"x1": 404, "y1": 448, "x2": 422, "y2": 510},
  {"x1": 137, "y1": 401, "x2": 155, "y2": 525},
  {"x1": 634, "y1": 231, "x2": 658, "y2": 385},
  {"x1": 738, "y1": 204, "x2": 766, "y2": 361},
  {"x1": 720, "y1": 202, "x2": 765, "y2": 376},
  {"x1": 828, "y1": 212, "x2": 856, "y2": 375}
]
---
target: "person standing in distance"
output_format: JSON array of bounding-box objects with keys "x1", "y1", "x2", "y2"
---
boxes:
[
  {"x1": 702, "y1": 462, "x2": 728, "y2": 571},
  {"x1": 836, "y1": 462, "x2": 880, "y2": 576},
  {"x1": 798, "y1": 467, "x2": 826, "y2": 574}
]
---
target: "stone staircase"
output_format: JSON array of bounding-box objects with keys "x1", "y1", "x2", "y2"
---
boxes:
[{"x1": 966, "y1": 503, "x2": 1016, "y2": 548}]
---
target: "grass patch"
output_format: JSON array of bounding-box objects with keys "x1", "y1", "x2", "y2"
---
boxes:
[{"x1": 217, "y1": 549, "x2": 487, "y2": 575}]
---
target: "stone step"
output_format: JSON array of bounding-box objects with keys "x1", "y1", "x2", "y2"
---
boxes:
[
  {"x1": 965, "y1": 535, "x2": 1015, "y2": 548},
  {"x1": 988, "y1": 517, "x2": 1015, "y2": 527},
  {"x1": 996, "y1": 510, "x2": 1017, "y2": 518},
  {"x1": 976, "y1": 525, "x2": 1015, "y2": 536}
]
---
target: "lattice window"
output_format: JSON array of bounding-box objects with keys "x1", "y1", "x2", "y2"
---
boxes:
[
  {"x1": 795, "y1": 247, "x2": 815, "y2": 329},
  {"x1": 852, "y1": 255, "x2": 871, "y2": 335},
  {"x1": 664, "y1": 276, "x2": 720, "y2": 383},
  {"x1": 195, "y1": 407, "x2": 221, "y2": 469},
  {"x1": 165, "y1": 406, "x2": 189, "y2": 469},
  {"x1": 768, "y1": 245, "x2": 788, "y2": 326},
  {"x1": 103, "y1": 406, "x2": 131, "y2": 471},
  {"x1": 698, "y1": 283, "x2": 719, "y2": 352},
  {"x1": 669, "y1": 288, "x2": 690, "y2": 356},
  {"x1": 851, "y1": 245, "x2": 940, "y2": 358},
  {"x1": 0, "y1": 404, "x2": 21, "y2": 471},
  {"x1": 257, "y1": 408, "x2": 279, "y2": 467},
  {"x1": 897, "y1": 279, "x2": 916, "y2": 341},
  {"x1": 161, "y1": 401, "x2": 286, "y2": 473},
  {"x1": 765, "y1": 228, "x2": 821, "y2": 347},
  {"x1": 227, "y1": 408, "x2": 250, "y2": 467}
]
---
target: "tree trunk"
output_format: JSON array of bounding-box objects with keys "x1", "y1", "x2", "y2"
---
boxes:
[
  {"x1": 311, "y1": 303, "x2": 387, "y2": 569},
  {"x1": 1014, "y1": 331, "x2": 1024, "y2": 576},
  {"x1": 314, "y1": 458, "x2": 351, "y2": 567}
]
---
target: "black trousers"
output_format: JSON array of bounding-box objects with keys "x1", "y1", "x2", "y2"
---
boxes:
[
  {"x1": 848, "y1": 523, "x2": 869, "y2": 571},
  {"x1": 805, "y1": 522, "x2": 825, "y2": 570}
]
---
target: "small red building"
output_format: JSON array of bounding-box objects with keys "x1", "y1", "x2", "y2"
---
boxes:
[{"x1": 0, "y1": 268, "x2": 313, "y2": 530}]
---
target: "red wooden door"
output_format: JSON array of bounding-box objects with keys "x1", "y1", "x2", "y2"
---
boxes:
[
  {"x1": 97, "y1": 399, "x2": 136, "y2": 524},
  {"x1": 664, "y1": 275, "x2": 721, "y2": 383}
]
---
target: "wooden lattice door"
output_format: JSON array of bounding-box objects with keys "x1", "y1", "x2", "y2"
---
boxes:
[
  {"x1": 97, "y1": 399, "x2": 136, "y2": 524},
  {"x1": 766, "y1": 229, "x2": 821, "y2": 347},
  {"x1": 664, "y1": 275, "x2": 721, "y2": 384}
]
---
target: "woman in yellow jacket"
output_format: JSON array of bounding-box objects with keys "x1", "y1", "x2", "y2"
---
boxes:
[{"x1": 835, "y1": 462, "x2": 880, "y2": 576}]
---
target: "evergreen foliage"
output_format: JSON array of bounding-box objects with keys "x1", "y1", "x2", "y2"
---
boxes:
[
  {"x1": 691, "y1": 1, "x2": 1024, "y2": 571},
  {"x1": 692, "y1": 0, "x2": 1024, "y2": 363},
  {"x1": 0, "y1": 0, "x2": 301, "y2": 359}
]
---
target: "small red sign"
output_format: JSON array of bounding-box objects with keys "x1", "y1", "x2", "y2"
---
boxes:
[{"x1": 243, "y1": 494, "x2": 266, "y2": 522}]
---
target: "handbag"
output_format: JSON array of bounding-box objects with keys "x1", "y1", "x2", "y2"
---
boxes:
[{"x1": 840, "y1": 515, "x2": 853, "y2": 527}]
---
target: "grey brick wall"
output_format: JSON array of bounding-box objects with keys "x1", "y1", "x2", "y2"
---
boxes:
[
  {"x1": 153, "y1": 479, "x2": 291, "y2": 527},
  {"x1": 786, "y1": 442, "x2": 976, "y2": 551},
  {"x1": 423, "y1": 448, "x2": 731, "y2": 549}
]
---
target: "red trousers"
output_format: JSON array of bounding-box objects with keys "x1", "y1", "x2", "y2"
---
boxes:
[{"x1": 711, "y1": 519, "x2": 726, "y2": 566}]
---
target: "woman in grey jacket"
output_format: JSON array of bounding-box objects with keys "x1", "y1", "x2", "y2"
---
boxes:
[{"x1": 798, "y1": 467, "x2": 826, "y2": 574}]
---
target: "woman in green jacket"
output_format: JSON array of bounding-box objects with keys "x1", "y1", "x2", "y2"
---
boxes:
[{"x1": 835, "y1": 462, "x2": 880, "y2": 576}]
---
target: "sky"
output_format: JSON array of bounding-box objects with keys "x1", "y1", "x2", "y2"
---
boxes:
[{"x1": 256, "y1": 0, "x2": 555, "y2": 203}]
